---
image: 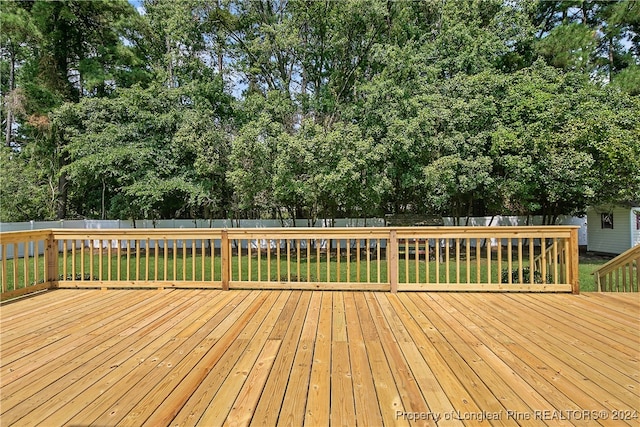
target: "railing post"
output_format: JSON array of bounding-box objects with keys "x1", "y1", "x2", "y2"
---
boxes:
[
  {"x1": 389, "y1": 229, "x2": 398, "y2": 293},
  {"x1": 569, "y1": 228, "x2": 579, "y2": 294},
  {"x1": 221, "y1": 229, "x2": 230, "y2": 291},
  {"x1": 45, "y1": 233, "x2": 59, "y2": 288}
]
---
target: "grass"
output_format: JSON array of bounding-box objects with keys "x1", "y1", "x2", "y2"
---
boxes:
[
  {"x1": 1, "y1": 250, "x2": 609, "y2": 292},
  {"x1": 577, "y1": 258, "x2": 610, "y2": 292}
]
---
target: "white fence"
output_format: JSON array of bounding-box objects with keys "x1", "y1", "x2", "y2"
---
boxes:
[{"x1": 0, "y1": 216, "x2": 587, "y2": 260}]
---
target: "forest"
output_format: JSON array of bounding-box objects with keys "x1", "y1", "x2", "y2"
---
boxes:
[{"x1": 1, "y1": 0, "x2": 639, "y2": 224}]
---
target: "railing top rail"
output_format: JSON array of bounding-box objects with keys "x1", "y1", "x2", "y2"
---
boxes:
[
  {"x1": 49, "y1": 229, "x2": 224, "y2": 239},
  {"x1": 592, "y1": 244, "x2": 640, "y2": 278},
  {"x1": 44, "y1": 225, "x2": 579, "y2": 233},
  {"x1": 0, "y1": 225, "x2": 582, "y2": 241},
  {"x1": 0, "y1": 229, "x2": 53, "y2": 244}
]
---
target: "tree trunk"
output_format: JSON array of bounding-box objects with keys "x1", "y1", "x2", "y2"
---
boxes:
[
  {"x1": 101, "y1": 179, "x2": 106, "y2": 220},
  {"x1": 608, "y1": 37, "x2": 614, "y2": 83},
  {"x1": 5, "y1": 51, "x2": 15, "y2": 147},
  {"x1": 5, "y1": 107, "x2": 12, "y2": 148},
  {"x1": 57, "y1": 171, "x2": 68, "y2": 219}
]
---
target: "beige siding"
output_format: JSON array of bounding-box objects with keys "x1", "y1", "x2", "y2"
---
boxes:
[{"x1": 587, "y1": 206, "x2": 632, "y2": 254}]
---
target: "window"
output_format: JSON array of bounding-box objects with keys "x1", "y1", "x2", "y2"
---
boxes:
[
  {"x1": 601, "y1": 213, "x2": 614, "y2": 229},
  {"x1": 636, "y1": 212, "x2": 640, "y2": 230}
]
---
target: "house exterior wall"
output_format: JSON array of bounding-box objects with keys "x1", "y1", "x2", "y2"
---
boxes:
[{"x1": 587, "y1": 206, "x2": 633, "y2": 255}]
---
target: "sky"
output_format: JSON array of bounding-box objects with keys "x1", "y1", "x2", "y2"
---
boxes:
[{"x1": 128, "y1": 0, "x2": 145, "y2": 15}]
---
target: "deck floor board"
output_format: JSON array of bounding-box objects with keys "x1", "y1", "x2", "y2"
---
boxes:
[{"x1": 1, "y1": 289, "x2": 638, "y2": 426}]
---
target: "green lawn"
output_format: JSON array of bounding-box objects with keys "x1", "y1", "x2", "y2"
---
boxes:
[
  {"x1": 577, "y1": 258, "x2": 609, "y2": 292},
  {"x1": 2, "y1": 252, "x2": 607, "y2": 292}
]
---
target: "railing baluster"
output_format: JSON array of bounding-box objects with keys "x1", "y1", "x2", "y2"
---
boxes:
[
  {"x1": 189, "y1": 239, "x2": 195, "y2": 281},
  {"x1": 475, "y1": 238, "x2": 481, "y2": 283},
  {"x1": 435, "y1": 241, "x2": 440, "y2": 285},
  {"x1": 346, "y1": 239, "x2": 351, "y2": 283},
  {"x1": 238, "y1": 239, "x2": 243, "y2": 281},
  {"x1": 326, "y1": 239, "x2": 331, "y2": 283},
  {"x1": 221, "y1": 230, "x2": 229, "y2": 290},
  {"x1": 99, "y1": 239, "x2": 104, "y2": 281},
  {"x1": 162, "y1": 237, "x2": 169, "y2": 282},
  {"x1": 553, "y1": 238, "x2": 558, "y2": 285},
  {"x1": 182, "y1": 239, "x2": 187, "y2": 281},
  {"x1": 560, "y1": 238, "x2": 566, "y2": 284},
  {"x1": 287, "y1": 238, "x2": 291, "y2": 282},
  {"x1": 466, "y1": 238, "x2": 470, "y2": 284},
  {"x1": 90, "y1": 240, "x2": 95, "y2": 281},
  {"x1": 62, "y1": 239, "x2": 68, "y2": 280},
  {"x1": 445, "y1": 238, "x2": 450, "y2": 284},
  {"x1": 277, "y1": 239, "x2": 281, "y2": 281},
  {"x1": 487, "y1": 237, "x2": 492, "y2": 285},
  {"x1": 356, "y1": 239, "x2": 361, "y2": 282},
  {"x1": 307, "y1": 239, "x2": 311, "y2": 282},
  {"x1": 529, "y1": 239, "x2": 535, "y2": 285},
  {"x1": 172, "y1": 239, "x2": 177, "y2": 281},
  {"x1": 23, "y1": 242, "x2": 29, "y2": 288},
  {"x1": 366, "y1": 238, "x2": 371, "y2": 284},
  {"x1": 404, "y1": 239, "x2": 409, "y2": 284},
  {"x1": 296, "y1": 239, "x2": 300, "y2": 282},
  {"x1": 507, "y1": 238, "x2": 512, "y2": 285},
  {"x1": 1, "y1": 245, "x2": 7, "y2": 293},
  {"x1": 257, "y1": 239, "x2": 262, "y2": 282},
  {"x1": 126, "y1": 240, "x2": 130, "y2": 281},
  {"x1": 316, "y1": 239, "x2": 320, "y2": 283},
  {"x1": 267, "y1": 239, "x2": 272, "y2": 282},
  {"x1": 108, "y1": 239, "x2": 113, "y2": 281},
  {"x1": 541, "y1": 237, "x2": 547, "y2": 284},
  {"x1": 336, "y1": 239, "x2": 340, "y2": 282},
  {"x1": 425, "y1": 239, "x2": 430, "y2": 283},
  {"x1": 209, "y1": 238, "x2": 214, "y2": 282},
  {"x1": 415, "y1": 239, "x2": 419, "y2": 284},
  {"x1": 34, "y1": 242, "x2": 39, "y2": 286},
  {"x1": 71, "y1": 239, "x2": 77, "y2": 280},
  {"x1": 152, "y1": 239, "x2": 158, "y2": 281},
  {"x1": 455, "y1": 238, "x2": 460, "y2": 284},
  {"x1": 248, "y1": 239, "x2": 252, "y2": 282},
  {"x1": 517, "y1": 238, "x2": 523, "y2": 285},
  {"x1": 377, "y1": 239, "x2": 381, "y2": 284}
]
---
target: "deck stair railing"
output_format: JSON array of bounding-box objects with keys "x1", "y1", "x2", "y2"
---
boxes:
[
  {"x1": 0, "y1": 226, "x2": 580, "y2": 300},
  {"x1": 592, "y1": 245, "x2": 640, "y2": 292},
  {"x1": 532, "y1": 239, "x2": 566, "y2": 283}
]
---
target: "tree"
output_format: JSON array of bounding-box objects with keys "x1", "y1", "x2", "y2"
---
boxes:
[
  {"x1": 0, "y1": 2, "x2": 40, "y2": 148},
  {"x1": 54, "y1": 82, "x2": 232, "y2": 221},
  {"x1": 492, "y1": 62, "x2": 639, "y2": 222}
]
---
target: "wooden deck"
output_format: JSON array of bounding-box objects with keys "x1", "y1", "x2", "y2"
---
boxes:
[{"x1": 1, "y1": 290, "x2": 638, "y2": 426}]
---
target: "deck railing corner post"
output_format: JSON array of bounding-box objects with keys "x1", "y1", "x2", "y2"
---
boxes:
[
  {"x1": 46, "y1": 232, "x2": 59, "y2": 289},
  {"x1": 570, "y1": 227, "x2": 580, "y2": 294}
]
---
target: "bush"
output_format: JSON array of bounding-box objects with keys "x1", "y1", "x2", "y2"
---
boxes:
[{"x1": 501, "y1": 267, "x2": 552, "y2": 284}]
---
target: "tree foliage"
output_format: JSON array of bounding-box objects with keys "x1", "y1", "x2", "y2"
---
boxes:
[{"x1": 1, "y1": 0, "x2": 638, "y2": 223}]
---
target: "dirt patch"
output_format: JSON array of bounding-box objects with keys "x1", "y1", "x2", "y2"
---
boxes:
[{"x1": 580, "y1": 252, "x2": 614, "y2": 262}]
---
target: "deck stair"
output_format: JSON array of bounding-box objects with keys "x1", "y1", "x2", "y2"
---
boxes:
[{"x1": 593, "y1": 245, "x2": 639, "y2": 292}]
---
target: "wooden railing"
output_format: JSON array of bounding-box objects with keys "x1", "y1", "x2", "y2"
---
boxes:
[
  {"x1": 0, "y1": 230, "x2": 58, "y2": 300},
  {"x1": 393, "y1": 227, "x2": 578, "y2": 292},
  {"x1": 592, "y1": 245, "x2": 640, "y2": 292},
  {"x1": 0, "y1": 226, "x2": 580, "y2": 299}
]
